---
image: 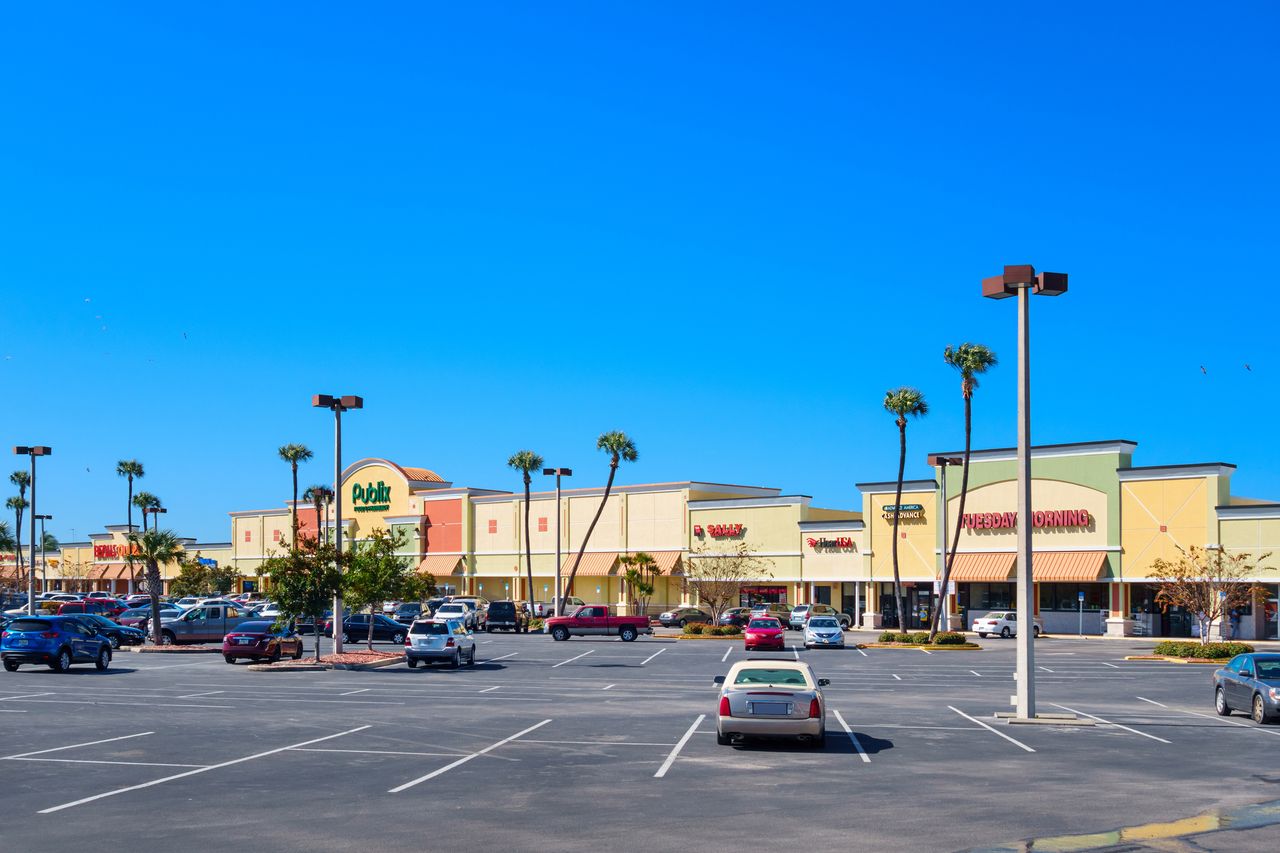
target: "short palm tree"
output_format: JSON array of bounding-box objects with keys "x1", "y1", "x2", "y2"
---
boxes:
[
  {"x1": 563, "y1": 431, "x2": 638, "y2": 614},
  {"x1": 278, "y1": 444, "x2": 314, "y2": 551},
  {"x1": 127, "y1": 528, "x2": 184, "y2": 644},
  {"x1": 9, "y1": 470, "x2": 29, "y2": 581},
  {"x1": 884, "y1": 387, "x2": 928, "y2": 633},
  {"x1": 302, "y1": 484, "x2": 334, "y2": 545},
  {"x1": 507, "y1": 450, "x2": 545, "y2": 607},
  {"x1": 132, "y1": 491, "x2": 161, "y2": 530},
  {"x1": 116, "y1": 460, "x2": 145, "y2": 531},
  {"x1": 930, "y1": 344, "x2": 998, "y2": 641}
]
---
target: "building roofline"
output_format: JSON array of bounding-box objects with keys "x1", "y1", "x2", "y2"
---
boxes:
[
  {"x1": 855, "y1": 480, "x2": 938, "y2": 492},
  {"x1": 926, "y1": 439, "x2": 1138, "y2": 463},
  {"x1": 1117, "y1": 463, "x2": 1236, "y2": 481},
  {"x1": 471, "y1": 481, "x2": 781, "y2": 503},
  {"x1": 689, "y1": 495, "x2": 811, "y2": 510},
  {"x1": 1216, "y1": 503, "x2": 1280, "y2": 519},
  {"x1": 798, "y1": 520, "x2": 865, "y2": 531}
]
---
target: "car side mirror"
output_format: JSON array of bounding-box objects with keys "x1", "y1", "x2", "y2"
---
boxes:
[
  {"x1": 1241, "y1": 670, "x2": 1254, "y2": 679},
  {"x1": 818, "y1": 678, "x2": 830, "y2": 687},
  {"x1": 712, "y1": 675, "x2": 725, "y2": 685}
]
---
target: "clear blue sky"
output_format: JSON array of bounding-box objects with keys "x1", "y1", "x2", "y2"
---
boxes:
[{"x1": 2, "y1": 3, "x2": 1277, "y2": 544}]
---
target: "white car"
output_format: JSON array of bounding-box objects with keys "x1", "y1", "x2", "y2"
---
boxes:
[
  {"x1": 433, "y1": 601, "x2": 480, "y2": 629},
  {"x1": 257, "y1": 602, "x2": 282, "y2": 619},
  {"x1": 714, "y1": 659, "x2": 829, "y2": 747},
  {"x1": 972, "y1": 611, "x2": 1043, "y2": 639},
  {"x1": 406, "y1": 618, "x2": 476, "y2": 667},
  {"x1": 803, "y1": 616, "x2": 846, "y2": 649},
  {"x1": 174, "y1": 597, "x2": 203, "y2": 610}
]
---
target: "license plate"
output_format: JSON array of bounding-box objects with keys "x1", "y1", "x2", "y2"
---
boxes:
[
  {"x1": 15, "y1": 639, "x2": 27, "y2": 647},
  {"x1": 752, "y1": 702, "x2": 789, "y2": 716},
  {"x1": 236, "y1": 638, "x2": 253, "y2": 644}
]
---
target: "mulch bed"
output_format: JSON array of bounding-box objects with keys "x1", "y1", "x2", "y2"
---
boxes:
[
  {"x1": 1124, "y1": 655, "x2": 1224, "y2": 664},
  {"x1": 249, "y1": 649, "x2": 404, "y2": 672},
  {"x1": 860, "y1": 642, "x2": 983, "y2": 651}
]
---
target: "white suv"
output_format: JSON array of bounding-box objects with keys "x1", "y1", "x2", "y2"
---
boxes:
[
  {"x1": 406, "y1": 618, "x2": 476, "y2": 668},
  {"x1": 972, "y1": 611, "x2": 1043, "y2": 638}
]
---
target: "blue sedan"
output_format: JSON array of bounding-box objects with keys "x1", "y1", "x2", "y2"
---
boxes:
[{"x1": 1213, "y1": 653, "x2": 1280, "y2": 724}]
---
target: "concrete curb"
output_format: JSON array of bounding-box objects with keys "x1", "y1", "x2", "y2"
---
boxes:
[
  {"x1": 673, "y1": 635, "x2": 742, "y2": 641},
  {"x1": 332, "y1": 655, "x2": 405, "y2": 671},
  {"x1": 1124, "y1": 655, "x2": 1224, "y2": 664},
  {"x1": 860, "y1": 642, "x2": 983, "y2": 651},
  {"x1": 247, "y1": 663, "x2": 330, "y2": 672}
]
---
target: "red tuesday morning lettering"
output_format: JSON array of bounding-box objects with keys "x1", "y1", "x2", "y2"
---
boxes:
[{"x1": 962, "y1": 509, "x2": 1091, "y2": 530}]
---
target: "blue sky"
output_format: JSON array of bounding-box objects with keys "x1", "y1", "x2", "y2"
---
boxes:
[{"x1": 1, "y1": 2, "x2": 1277, "y2": 544}]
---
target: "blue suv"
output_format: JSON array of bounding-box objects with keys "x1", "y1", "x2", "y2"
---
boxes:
[{"x1": 1, "y1": 616, "x2": 113, "y2": 672}]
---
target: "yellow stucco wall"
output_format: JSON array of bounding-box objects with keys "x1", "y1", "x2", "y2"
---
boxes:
[
  {"x1": 800, "y1": 527, "x2": 864, "y2": 581},
  {"x1": 344, "y1": 462, "x2": 416, "y2": 540},
  {"x1": 1218, "y1": 516, "x2": 1280, "y2": 580},
  {"x1": 865, "y1": 489, "x2": 936, "y2": 581},
  {"x1": 688, "y1": 503, "x2": 800, "y2": 581},
  {"x1": 1120, "y1": 477, "x2": 1218, "y2": 579},
  {"x1": 949, "y1": 478, "x2": 1109, "y2": 551}
]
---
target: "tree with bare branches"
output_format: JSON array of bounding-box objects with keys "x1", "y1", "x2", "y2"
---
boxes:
[
  {"x1": 682, "y1": 543, "x2": 772, "y2": 623},
  {"x1": 1151, "y1": 545, "x2": 1270, "y2": 644}
]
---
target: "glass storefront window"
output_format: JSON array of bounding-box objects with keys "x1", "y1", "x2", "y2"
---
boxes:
[
  {"x1": 1038, "y1": 583, "x2": 1107, "y2": 611},
  {"x1": 814, "y1": 586, "x2": 832, "y2": 605},
  {"x1": 959, "y1": 583, "x2": 1014, "y2": 610}
]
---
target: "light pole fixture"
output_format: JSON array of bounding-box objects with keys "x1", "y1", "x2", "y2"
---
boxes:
[
  {"x1": 982, "y1": 264, "x2": 1067, "y2": 721},
  {"x1": 314, "y1": 394, "x2": 363, "y2": 654},
  {"x1": 542, "y1": 467, "x2": 573, "y2": 615},
  {"x1": 148, "y1": 506, "x2": 167, "y2": 531},
  {"x1": 927, "y1": 455, "x2": 963, "y2": 632},
  {"x1": 35, "y1": 513, "x2": 52, "y2": 595},
  {"x1": 13, "y1": 446, "x2": 52, "y2": 615}
]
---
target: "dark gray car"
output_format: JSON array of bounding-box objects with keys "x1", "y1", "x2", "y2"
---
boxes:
[{"x1": 1213, "y1": 653, "x2": 1280, "y2": 724}]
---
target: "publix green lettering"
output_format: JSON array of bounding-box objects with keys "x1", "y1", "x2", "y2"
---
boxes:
[{"x1": 352, "y1": 480, "x2": 392, "y2": 511}]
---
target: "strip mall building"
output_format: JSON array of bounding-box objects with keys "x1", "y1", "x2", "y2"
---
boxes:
[{"x1": 224, "y1": 443, "x2": 1279, "y2": 640}]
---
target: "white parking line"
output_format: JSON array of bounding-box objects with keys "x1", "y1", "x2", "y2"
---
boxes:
[
  {"x1": 1168, "y1": 707, "x2": 1280, "y2": 737},
  {"x1": 970, "y1": 671, "x2": 982, "y2": 677},
  {"x1": 947, "y1": 706, "x2": 1035, "y2": 753},
  {"x1": 892, "y1": 674, "x2": 901, "y2": 681},
  {"x1": 654, "y1": 714, "x2": 705, "y2": 779},
  {"x1": 0, "y1": 692, "x2": 54, "y2": 702},
  {"x1": 602, "y1": 684, "x2": 616, "y2": 690},
  {"x1": 1102, "y1": 663, "x2": 1121, "y2": 669},
  {"x1": 551, "y1": 650, "x2": 595, "y2": 668},
  {"x1": 918, "y1": 648, "x2": 932, "y2": 655},
  {"x1": 3, "y1": 731, "x2": 153, "y2": 760},
  {"x1": 487, "y1": 653, "x2": 518, "y2": 662},
  {"x1": 292, "y1": 748, "x2": 460, "y2": 757},
  {"x1": 855, "y1": 647, "x2": 868, "y2": 657},
  {"x1": 519, "y1": 739, "x2": 676, "y2": 747},
  {"x1": 1136, "y1": 696, "x2": 1168, "y2": 708},
  {"x1": 1049, "y1": 702, "x2": 1172, "y2": 744},
  {"x1": 792, "y1": 648, "x2": 799, "y2": 661},
  {"x1": 0, "y1": 709, "x2": 27, "y2": 713},
  {"x1": 480, "y1": 686, "x2": 501, "y2": 694},
  {"x1": 9, "y1": 757, "x2": 204, "y2": 768},
  {"x1": 721, "y1": 646, "x2": 733, "y2": 663},
  {"x1": 38, "y1": 726, "x2": 371, "y2": 813},
  {"x1": 1038, "y1": 666, "x2": 1054, "y2": 673},
  {"x1": 388, "y1": 719, "x2": 552, "y2": 792},
  {"x1": 832, "y1": 709, "x2": 870, "y2": 763},
  {"x1": 339, "y1": 689, "x2": 370, "y2": 696},
  {"x1": 640, "y1": 648, "x2": 666, "y2": 666},
  {"x1": 176, "y1": 691, "x2": 223, "y2": 699}
]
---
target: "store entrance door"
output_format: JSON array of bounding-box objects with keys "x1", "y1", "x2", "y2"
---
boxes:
[{"x1": 880, "y1": 585, "x2": 932, "y2": 629}]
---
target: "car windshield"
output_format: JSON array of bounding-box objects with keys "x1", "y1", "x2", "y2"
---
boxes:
[
  {"x1": 411, "y1": 622, "x2": 448, "y2": 635},
  {"x1": 85, "y1": 615, "x2": 117, "y2": 627},
  {"x1": 809, "y1": 618, "x2": 839, "y2": 628},
  {"x1": 1256, "y1": 660, "x2": 1280, "y2": 679},
  {"x1": 733, "y1": 668, "x2": 810, "y2": 688},
  {"x1": 436, "y1": 605, "x2": 464, "y2": 614},
  {"x1": 793, "y1": 606, "x2": 810, "y2": 612},
  {"x1": 7, "y1": 618, "x2": 49, "y2": 632},
  {"x1": 748, "y1": 619, "x2": 779, "y2": 629}
]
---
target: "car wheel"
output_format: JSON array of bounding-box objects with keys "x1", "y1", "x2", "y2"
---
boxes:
[
  {"x1": 1033, "y1": 625, "x2": 1042, "y2": 637},
  {"x1": 1253, "y1": 694, "x2": 1269, "y2": 725},
  {"x1": 407, "y1": 658, "x2": 418, "y2": 669},
  {"x1": 269, "y1": 647, "x2": 281, "y2": 663},
  {"x1": 2, "y1": 660, "x2": 18, "y2": 672},
  {"x1": 468, "y1": 648, "x2": 476, "y2": 666},
  {"x1": 96, "y1": 648, "x2": 111, "y2": 671},
  {"x1": 51, "y1": 649, "x2": 71, "y2": 672},
  {"x1": 108, "y1": 635, "x2": 120, "y2": 649},
  {"x1": 340, "y1": 632, "x2": 350, "y2": 644},
  {"x1": 812, "y1": 727, "x2": 826, "y2": 749},
  {"x1": 1215, "y1": 687, "x2": 1231, "y2": 716},
  {"x1": 1000, "y1": 627, "x2": 1011, "y2": 639},
  {"x1": 225, "y1": 655, "x2": 237, "y2": 664},
  {"x1": 620, "y1": 626, "x2": 638, "y2": 642},
  {"x1": 451, "y1": 652, "x2": 460, "y2": 668},
  {"x1": 161, "y1": 630, "x2": 176, "y2": 645},
  {"x1": 551, "y1": 626, "x2": 570, "y2": 642},
  {"x1": 679, "y1": 619, "x2": 688, "y2": 628},
  {"x1": 392, "y1": 633, "x2": 405, "y2": 645},
  {"x1": 716, "y1": 731, "x2": 732, "y2": 746},
  {"x1": 978, "y1": 632, "x2": 988, "y2": 639},
  {"x1": 292, "y1": 645, "x2": 303, "y2": 660}
]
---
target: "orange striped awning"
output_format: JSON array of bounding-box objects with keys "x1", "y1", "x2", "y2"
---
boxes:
[
  {"x1": 948, "y1": 552, "x2": 1016, "y2": 582},
  {"x1": 1030, "y1": 551, "x2": 1108, "y2": 582},
  {"x1": 561, "y1": 552, "x2": 620, "y2": 576},
  {"x1": 648, "y1": 551, "x2": 683, "y2": 577},
  {"x1": 418, "y1": 555, "x2": 463, "y2": 576}
]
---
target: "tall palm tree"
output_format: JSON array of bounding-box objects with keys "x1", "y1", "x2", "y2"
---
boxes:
[
  {"x1": 278, "y1": 444, "x2": 314, "y2": 551},
  {"x1": 930, "y1": 344, "x2": 998, "y2": 641},
  {"x1": 116, "y1": 460, "x2": 145, "y2": 531},
  {"x1": 563, "y1": 431, "x2": 638, "y2": 614},
  {"x1": 884, "y1": 387, "x2": 928, "y2": 633},
  {"x1": 132, "y1": 492, "x2": 161, "y2": 531},
  {"x1": 302, "y1": 484, "x2": 334, "y2": 544},
  {"x1": 127, "y1": 527, "x2": 184, "y2": 644},
  {"x1": 9, "y1": 470, "x2": 29, "y2": 582},
  {"x1": 507, "y1": 450, "x2": 545, "y2": 607},
  {"x1": 0, "y1": 520, "x2": 13, "y2": 590}
]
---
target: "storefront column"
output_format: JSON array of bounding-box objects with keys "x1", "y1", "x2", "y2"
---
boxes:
[{"x1": 1105, "y1": 582, "x2": 1132, "y2": 637}]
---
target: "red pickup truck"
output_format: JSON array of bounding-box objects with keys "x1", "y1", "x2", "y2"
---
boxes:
[{"x1": 545, "y1": 605, "x2": 653, "y2": 642}]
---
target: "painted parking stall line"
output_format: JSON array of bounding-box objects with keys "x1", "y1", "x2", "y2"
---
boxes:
[
  {"x1": 654, "y1": 714, "x2": 705, "y2": 779},
  {"x1": 38, "y1": 726, "x2": 372, "y2": 814},
  {"x1": 1049, "y1": 702, "x2": 1171, "y2": 744},
  {"x1": 551, "y1": 650, "x2": 595, "y2": 668},
  {"x1": 721, "y1": 646, "x2": 733, "y2": 663},
  {"x1": 947, "y1": 706, "x2": 1035, "y2": 753},
  {"x1": 388, "y1": 719, "x2": 552, "y2": 792},
  {"x1": 832, "y1": 709, "x2": 870, "y2": 763},
  {"x1": 3, "y1": 731, "x2": 155, "y2": 760},
  {"x1": 640, "y1": 648, "x2": 666, "y2": 666},
  {"x1": 1136, "y1": 696, "x2": 1167, "y2": 708},
  {"x1": 487, "y1": 652, "x2": 518, "y2": 662}
]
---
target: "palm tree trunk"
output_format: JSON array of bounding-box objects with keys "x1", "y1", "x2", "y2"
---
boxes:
[
  {"x1": 523, "y1": 472, "x2": 534, "y2": 611},
  {"x1": 891, "y1": 422, "x2": 908, "y2": 632},
  {"x1": 367, "y1": 607, "x2": 375, "y2": 650},
  {"x1": 148, "y1": 560, "x2": 163, "y2": 645},
  {"x1": 930, "y1": 394, "x2": 973, "y2": 641},
  {"x1": 563, "y1": 460, "x2": 618, "y2": 614},
  {"x1": 290, "y1": 463, "x2": 299, "y2": 550},
  {"x1": 126, "y1": 477, "x2": 136, "y2": 593},
  {"x1": 313, "y1": 615, "x2": 322, "y2": 662}
]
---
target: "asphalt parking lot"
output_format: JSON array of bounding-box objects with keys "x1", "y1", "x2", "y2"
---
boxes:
[{"x1": 2, "y1": 631, "x2": 1278, "y2": 852}]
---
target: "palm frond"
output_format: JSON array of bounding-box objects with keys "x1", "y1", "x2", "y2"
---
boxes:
[
  {"x1": 278, "y1": 443, "x2": 314, "y2": 464},
  {"x1": 506, "y1": 450, "x2": 545, "y2": 473},
  {"x1": 115, "y1": 459, "x2": 145, "y2": 479},
  {"x1": 883, "y1": 386, "x2": 928, "y2": 418},
  {"x1": 597, "y1": 431, "x2": 638, "y2": 462}
]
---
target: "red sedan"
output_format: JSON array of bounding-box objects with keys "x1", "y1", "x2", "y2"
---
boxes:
[
  {"x1": 222, "y1": 620, "x2": 304, "y2": 664},
  {"x1": 744, "y1": 617, "x2": 786, "y2": 651}
]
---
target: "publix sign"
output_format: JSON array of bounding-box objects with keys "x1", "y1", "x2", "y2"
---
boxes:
[{"x1": 352, "y1": 480, "x2": 392, "y2": 513}]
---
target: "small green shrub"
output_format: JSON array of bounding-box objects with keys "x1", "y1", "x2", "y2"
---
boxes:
[
  {"x1": 529, "y1": 618, "x2": 545, "y2": 633},
  {"x1": 721, "y1": 624, "x2": 742, "y2": 635},
  {"x1": 707, "y1": 625, "x2": 726, "y2": 636},
  {"x1": 1154, "y1": 640, "x2": 1252, "y2": 659},
  {"x1": 683, "y1": 622, "x2": 706, "y2": 635},
  {"x1": 878, "y1": 631, "x2": 899, "y2": 643},
  {"x1": 908, "y1": 632, "x2": 931, "y2": 645},
  {"x1": 933, "y1": 632, "x2": 966, "y2": 645}
]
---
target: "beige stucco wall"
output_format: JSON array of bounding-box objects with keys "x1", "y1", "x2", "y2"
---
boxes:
[
  {"x1": 948, "y1": 478, "x2": 1109, "y2": 551},
  {"x1": 1218, "y1": 516, "x2": 1280, "y2": 581},
  {"x1": 1121, "y1": 477, "x2": 1218, "y2": 579},
  {"x1": 865, "y1": 489, "x2": 936, "y2": 581}
]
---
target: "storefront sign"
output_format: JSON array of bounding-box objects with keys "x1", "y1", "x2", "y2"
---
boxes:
[
  {"x1": 694, "y1": 523, "x2": 745, "y2": 537},
  {"x1": 882, "y1": 504, "x2": 925, "y2": 520},
  {"x1": 352, "y1": 480, "x2": 392, "y2": 513},
  {"x1": 961, "y1": 509, "x2": 1091, "y2": 530},
  {"x1": 806, "y1": 536, "x2": 855, "y2": 550},
  {"x1": 93, "y1": 543, "x2": 139, "y2": 559}
]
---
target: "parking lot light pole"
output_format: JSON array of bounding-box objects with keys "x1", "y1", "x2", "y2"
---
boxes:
[
  {"x1": 542, "y1": 467, "x2": 572, "y2": 616},
  {"x1": 314, "y1": 394, "x2": 363, "y2": 654},
  {"x1": 35, "y1": 514, "x2": 52, "y2": 595},
  {"x1": 928, "y1": 455, "x2": 962, "y2": 630},
  {"x1": 13, "y1": 446, "x2": 52, "y2": 615},
  {"x1": 150, "y1": 506, "x2": 167, "y2": 531},
  {"x1": 983, "y1": 265, "x2": 1067, "y2": 720}
]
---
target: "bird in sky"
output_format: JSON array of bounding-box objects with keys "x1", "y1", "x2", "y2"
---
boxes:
[
  {"x1": 1200, "y1": 366, "x2": 1207, "y2": 374},
  {"x1": 1245, "y1": 364, "x2": 1252, "y2": 371}
]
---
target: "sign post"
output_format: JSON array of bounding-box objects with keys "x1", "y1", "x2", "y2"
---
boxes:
[{"x1": 1078, "y1": 590, "x2": 1085, "y2": 636}]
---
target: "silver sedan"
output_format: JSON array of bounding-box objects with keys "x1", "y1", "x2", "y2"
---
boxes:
[
  {"x1": 803, "y1": 616, "x2": 845, "y2": 649},
  {"x1": 714, "y1": 660, "x2": 829, "y2": 747}
]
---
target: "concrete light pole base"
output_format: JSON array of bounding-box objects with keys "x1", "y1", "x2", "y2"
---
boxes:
[{"x1": 996, "y1": 712, "x2": 1094, "y2": 726}]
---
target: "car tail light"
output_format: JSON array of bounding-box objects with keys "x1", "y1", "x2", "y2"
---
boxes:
[
  {"x1": 719, "y1": 696, "x2": 731, "y2": 717},
  {"x1": 808, "y1": 698, "x2": 821, "y2": 719},
  {"x1": 445, "y1": 638, "x2": 455, "y2": 647},
  {"x1": 41, "y1": 631, "x2": 60, "y2": 639}
]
